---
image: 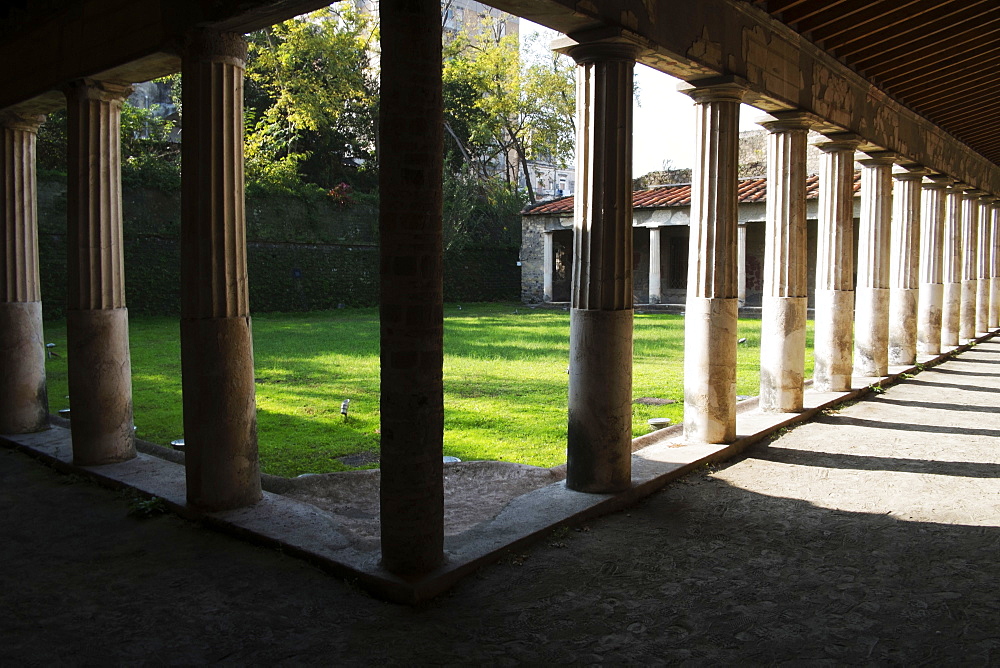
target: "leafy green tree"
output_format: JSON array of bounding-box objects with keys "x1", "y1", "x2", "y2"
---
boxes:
[
  {"x1": 443, "y1": 21, "x2": 575, "y2": 204},
  {"x1": 244, "y1": 4, "x2": 379, "y2": 195}
]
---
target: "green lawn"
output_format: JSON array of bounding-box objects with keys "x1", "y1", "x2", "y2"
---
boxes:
[{"x1": 41, "y1": 303, "x2": 813, "y2": 477}]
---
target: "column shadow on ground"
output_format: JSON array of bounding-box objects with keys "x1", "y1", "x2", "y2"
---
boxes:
[
  {"x1": 813, "y1": 414, "x2": 1000, "y2": 437},
  {"x1": 748, "y1": 446, "x2": 1000, "y2": 478},
  {"x1": 868, "y1": 397, "x2": 1000, "y2": 413}
]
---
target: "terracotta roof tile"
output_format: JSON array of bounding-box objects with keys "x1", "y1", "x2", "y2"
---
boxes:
[{"x1": 522, "y1": 171, "x2": 862, "y2": 215}]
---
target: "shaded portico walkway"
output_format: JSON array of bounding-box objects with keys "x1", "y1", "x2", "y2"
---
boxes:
[{"x1": 2, "y1": 340, "x2": 999, "y2": 663}]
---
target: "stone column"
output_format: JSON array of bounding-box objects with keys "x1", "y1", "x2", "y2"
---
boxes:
[
  {"x1": 678, "y1": 77, "x2": 746, "y2": 443},
  {"x1": 542, "y1": 230, "x2": 554, "y2": 302},
  {"x1": 990, "y1": 201, "x2": 1000, "y2": 330},
  {"x1": 648, "y1": 226, "x2": 661, "y2": 304},
  {"x1": 759, "y1": 113, "x2": 813, "y2": 412},
  {"x1": 917, "y1": 179, "x2": 948, "y2": 355},
  {"x1": 959, "y1": 189, "x2": 979, "y2": 342},
  {"x1": 737, "y1": 223, "x2": 747, "y2": 307},
  {"x1": 812, "y1": 134, "x2": 860, "y2": 392},
  {"x1": 0, "y1": 112, "x2": 48, "y2": 434},
  {"x1": 180, "y1": 31, "x2": 261, "y2": 511},
  {"x1": 941, "y1": 184, "x2": 964, "y2": 347},
  {"x1": 853, "y1": 154, "x2": 895, "y2": 377},
  {"x1": 378, "y1": 0, "x2": 444, "y2": 575},
  {"x1": 976, "y1": 195, "x2": 995, "y2": 335},
  {"x1": 565, "y1": 39, "x2": 637, "y2": 493},
  {"x1": 64, "y1": 79, "x2": 135, "y2": 466},
  {"x1": 888, "y1": 169, "x2": 924, "y2": 365}
]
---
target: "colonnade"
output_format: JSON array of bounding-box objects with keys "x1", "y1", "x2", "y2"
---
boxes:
[{"x1": 2, "y1": 1, "x2": 1000, "y2": 579}]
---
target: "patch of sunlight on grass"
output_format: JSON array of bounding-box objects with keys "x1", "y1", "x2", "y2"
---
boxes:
[{"x1": 41, "y1": 302, "x2": 813, "y2": 478}]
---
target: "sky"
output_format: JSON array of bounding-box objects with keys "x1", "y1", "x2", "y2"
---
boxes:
[{"x1": 523, "y1": 20, "x2": 761, "y2": 177}]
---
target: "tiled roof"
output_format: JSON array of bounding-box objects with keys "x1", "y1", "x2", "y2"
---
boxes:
[{"x1": 522, "y1": 172, "x2": 862, "y2": 215}]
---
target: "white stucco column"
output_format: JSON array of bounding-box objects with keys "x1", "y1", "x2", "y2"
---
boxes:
[
  {"x1": 758, "y1": 113, "x2": 813, "y2": 412},
  {"x1": 565, "y1": 39, "x2": 638, "y2": 493},
  {"x1": 853, "y1": 154, "x2": 895, "y2": 377},
  {"x1": 959, "y1": 189, "x2": 979, "y2": 342},
  {"x1": 64, "y1": 79, "x2": 136, "y2": 466},
  {"x1": 181, "y1": 31, "x2": 262, "y2": 511},
  {"x1": 648, "y1": 226, "x2": 661, "y2": 304},
  {"x1": 0, "y1": 112, "x2": 48, "y2": 434},
  {"x1": 990, "y1": 201, "x2": 1000, "y2": 330},
  {"x1": 888, "y1": 169, "x2": 923, "y2": 365},
  {"x1": 917, "y1": 179, "x2": 948, "y2": 355},
  {"x1": 941, "y1": 184, "x2": 964, "y2": 348},
  {"x1": 679, "y1": 77, "x2": 746, "y2": 443},
  {"x1": 976, "y1": 195, "x2": 995, "y2": 335},
  {"x1": 542, "y1": 230, "x2": 554, "y2": 302},
  {"x1": 812, "y1": 134, "x2": 860, "y2": 392},
  {"x1": 737, "y1": 223, "x2": 747, "y2": 307}
]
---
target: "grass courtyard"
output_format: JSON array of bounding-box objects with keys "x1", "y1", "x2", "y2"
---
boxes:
[{"x1": 42, "y1": 302, "x2": 814, "y2": 478}]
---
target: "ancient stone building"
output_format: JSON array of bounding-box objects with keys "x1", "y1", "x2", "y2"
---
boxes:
[
  {"x1": 521, "y1": 172, "x2": 862, "y2": 306},
  {"x1": 2, "y1": 0, "x2": 998, "y2": 600}
]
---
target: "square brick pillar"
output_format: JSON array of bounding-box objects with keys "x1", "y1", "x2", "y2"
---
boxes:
[{"x1": 379, "y1": 0, "x2": 445, "y2": 576}]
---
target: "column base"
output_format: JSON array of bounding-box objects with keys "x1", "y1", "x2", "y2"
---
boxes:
[
  {"x1": 181, "y1": 315, "x2": 262, "y2": 511},
  {"x1": 960, "y1": 279, "x2": 976, "y2": 342},
  {"x1": 567, "y1": 308, "x2": 633, "y2": 493},
  {"x1": 853, "y1": 286, "x2": 889, "y2": 377},
  {"x1": 0, "y1": 301, "x2": 48, "y2": 433},
  {"x1": 942, "y1": 282, "x2": 961, "y2": 347},
  {"x1": 990, "y1": 276, "x2": 1000, "y2": 330},
  {"x1": 888, "y1": 287, "x2": 918, "y2": 365},
  {"x1": 976, "y1": 279, "x2": 990, "y2": 334},
  {"x1": 917, "y1": 283, "x2": 943, "y2": 355},
  {"x1": 683, "y1": 297, "x2": 737, "y2": 444},
  {"x1": 67, "y1": 307, "x2": 135, "y2": 466},
  {"x1": 813, "y1": 289, "x2": 854, "y2": 392},
  {"x1": 760, "y1": 295, "x2": 806, "y2": 412}
]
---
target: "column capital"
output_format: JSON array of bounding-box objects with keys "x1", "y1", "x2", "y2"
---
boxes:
[
  {"x1": 564, "y1": 41, "x2": 638, "y2": 63},
  {"x1": 926, "y1": 173, "x2": 955, "y2": 187},
  {"x1": 183, "y1": 29, "x2": 247, "y2": 67},
  {"x1": 677, "y1": 75, "x2": 749, "y2": 104},
  {"x1": 757, "y1": 110, "x2": 819, "y2": 133},
  {"x1": 813, "y1": 132, "x2": 861, "y2": 153},
  {"x1": 64, "y1": 78, "x2": 132, "y2": 103},
  {"x1": 0, "y1": 111, "x2": 45, "y2": 132},
  {"x1": 892, "y1": 170, "x2": 926, "y2": 183},
  {"x1": 857, "y1": 150, "x2": 899, "y2": 167},
  {"x1": 922, "y1": 179, "x2": 950, "y2": 191}
]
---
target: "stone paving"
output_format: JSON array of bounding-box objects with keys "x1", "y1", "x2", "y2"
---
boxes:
[{"x1": 2, "y1": 340, "x2": 999, "y2": 664}]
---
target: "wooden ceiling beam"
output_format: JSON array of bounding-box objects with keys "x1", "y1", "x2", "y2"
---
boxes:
[
  {"x1": 778, "y1": 0, "x2": 854, "y2": 25},
  {"x1": 851, "y1": 17, "x2": 1000, "y2": 73},
  {"x1": 807, "y1": 0, "x2": 935, "y2": 46},
  {"x1": 894, "y1": 68, "x2": 1000, "y2": 107},
  {"x1": 837, "y1": 8, "x2": 999, "y2": 62},
  {"x1": 861, "y1": 34, "x2": 1000, "y2": 83},
  {"x1": 888, "y1": 54, "x2": 1000, "y2": 97}
]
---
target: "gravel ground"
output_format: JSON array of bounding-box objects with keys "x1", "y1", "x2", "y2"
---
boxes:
[{"x1": 2, "y1": 341, "x2": 999, "y2": 665}]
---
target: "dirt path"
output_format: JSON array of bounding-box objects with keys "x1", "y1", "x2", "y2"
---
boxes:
[{"x1": 3, "y1": 343, "x2": 999, "y2": 665}]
